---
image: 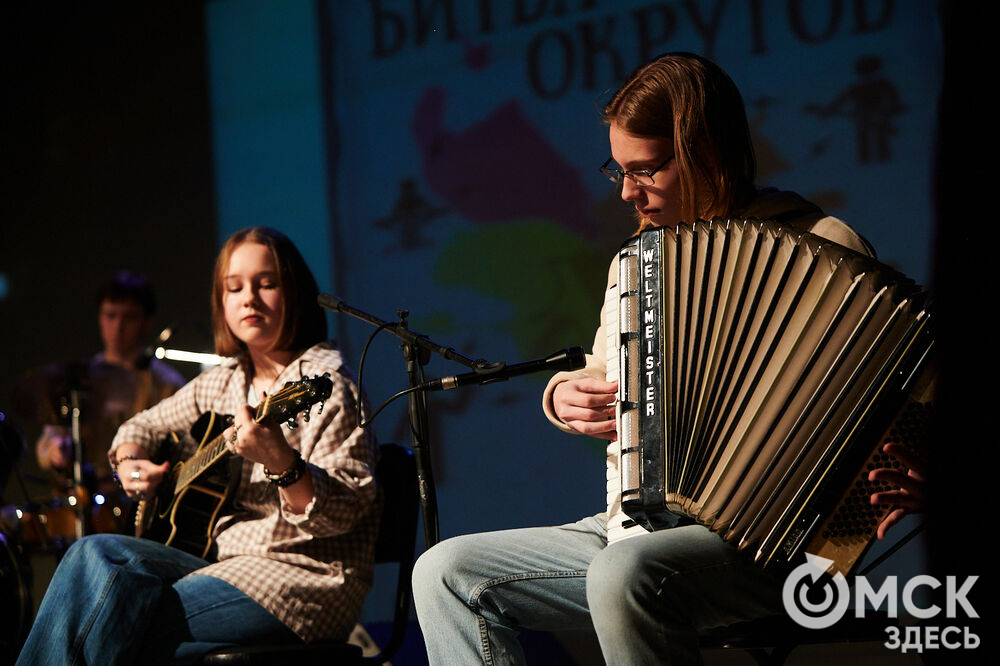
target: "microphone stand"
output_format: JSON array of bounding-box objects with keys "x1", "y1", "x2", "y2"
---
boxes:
[
  {"x1": 56, "y1": 386, "x2": 87, "y2": 540},
  {"x1": 318, "y1": 294, "x2": 485, "y2": 549},
  {"x1": 69, "y1": 389, "x2": 84, "y2": 539}
]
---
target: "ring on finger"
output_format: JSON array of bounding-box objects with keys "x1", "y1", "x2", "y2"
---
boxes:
[
  {"x1": 230, "y1": 424, "x2": 241, "y2": 445},
  {"x1": 130, "y1": 470, "x2": 141, "y2": 480}
]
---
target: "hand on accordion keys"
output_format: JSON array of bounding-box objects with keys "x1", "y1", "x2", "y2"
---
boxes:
[
  {"x1": 868, "y1": 442, "x2": 927, "y2": 539},
  {"x1": 552, "y1": 378, "x2": 619, "y2": 441}
]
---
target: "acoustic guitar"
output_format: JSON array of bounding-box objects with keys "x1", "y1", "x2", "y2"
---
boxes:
[{"x1": 134, "y1": 374, "x2": 333, "y2": 559}]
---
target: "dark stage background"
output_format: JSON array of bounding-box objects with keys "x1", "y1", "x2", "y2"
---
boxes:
[{"x1": 2, "y1": 4, "x2": 217, "y2": 390}]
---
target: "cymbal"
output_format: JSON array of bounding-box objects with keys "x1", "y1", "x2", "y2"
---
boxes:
[{"x1": 12, "y1": 360, "x2": 133, "y2": 426}]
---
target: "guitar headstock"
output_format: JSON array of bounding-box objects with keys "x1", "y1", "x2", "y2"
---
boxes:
[{"x1": 257, "y1": 374, "x2": 333, "y2": 428}]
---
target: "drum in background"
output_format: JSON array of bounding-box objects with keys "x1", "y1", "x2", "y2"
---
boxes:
[
  {"x1": 0, "y1": 491, "x2": 133, "y2": 550},
  {"x1": 1, "y1": 502, "x2": 75, "y2": 549}
]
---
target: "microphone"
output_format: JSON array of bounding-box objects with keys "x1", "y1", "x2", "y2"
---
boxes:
[
  {"x1": 140, "y1": 324, "x2": 175, "y2": 369},
  {"x1": 317, "y1": 293, "x2": 345, "y2": 312},
  {"x1": 417, "y1": 347, "x2": 586, "y2": 391}
]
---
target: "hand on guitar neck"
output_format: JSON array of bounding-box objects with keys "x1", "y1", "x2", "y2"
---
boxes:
[
  {"x1": 224, "y1": 405, "x2": 296, "y2": 474},
  {"x1": 224, "y1": 404, "x2": 314, "y2": 513}
]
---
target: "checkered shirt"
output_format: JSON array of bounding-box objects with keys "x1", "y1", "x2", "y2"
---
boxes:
[{"x1": 111, "y1": 342, "x2": 378, "y2": 641}]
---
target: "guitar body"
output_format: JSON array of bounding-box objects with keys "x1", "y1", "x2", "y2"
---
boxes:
[{"x1": 135, "y1": 411, "x2": 241, "y2": 561}]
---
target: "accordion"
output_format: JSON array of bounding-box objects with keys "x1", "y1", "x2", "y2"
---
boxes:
[{"x1": 612, "y1": 219, "x2": 933, "y2": 576}]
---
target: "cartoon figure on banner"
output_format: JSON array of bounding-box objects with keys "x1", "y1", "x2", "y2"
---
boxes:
[
  {"x1": 807, "y1": 55, "x2": 906, "y2": 163},
  {"x1": 373, "y1": 178, "x2": 449, "y2": 250}
]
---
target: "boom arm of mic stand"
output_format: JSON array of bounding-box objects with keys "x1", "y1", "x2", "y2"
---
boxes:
[{"x1": 318, "y1": 293, "x2": 483, "y2": 371}]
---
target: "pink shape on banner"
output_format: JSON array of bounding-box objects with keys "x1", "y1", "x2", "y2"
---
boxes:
[{"x1": 412, "y1": 87, "x2": 591, "y2": 233}]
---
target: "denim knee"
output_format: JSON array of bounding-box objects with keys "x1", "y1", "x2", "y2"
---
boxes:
[
  {"x1": 412, "y1": 536, "x2": 470, "y2": 603},
  {"x1": 585, "y1": 538, "x2": 659, "y2": 614},
  {"x1": 411, "y1": 542, "x2": 444, "y2": 600},
  {"x1": 61, "y1": 533, "x2": 125, "y2": 567}
]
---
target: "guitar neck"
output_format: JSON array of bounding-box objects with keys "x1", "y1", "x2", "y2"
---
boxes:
[
  {"x1": 176, "y1": 432, "x2": 231, "y2": 489},
  {"x1": 174, "y1": 396, "x2": 273, "y2": 491}
]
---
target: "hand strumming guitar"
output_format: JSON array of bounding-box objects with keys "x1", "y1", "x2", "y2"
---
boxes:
[{"x1": 113, "y1": 443, "x2": 170, "y2": 501}]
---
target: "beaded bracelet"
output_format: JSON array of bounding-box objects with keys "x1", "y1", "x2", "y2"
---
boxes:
[
  {"x1": 112, "y1": 455, "x2": 140, "y2": 486},
  {"x1": 264, "y1": 450, "x2": 307, "y2": 488}
]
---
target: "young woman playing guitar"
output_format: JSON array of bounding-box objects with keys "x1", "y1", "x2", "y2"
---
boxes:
[{"x1": 17, "y1": 227, "x2": 378, "y2": 664}]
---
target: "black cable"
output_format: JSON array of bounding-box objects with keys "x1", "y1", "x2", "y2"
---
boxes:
[{"x1": 355, "y1": 322, "x2": 394, "y2": 428}]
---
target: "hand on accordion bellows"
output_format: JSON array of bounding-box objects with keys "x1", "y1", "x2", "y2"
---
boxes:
[
  {"x1": 553, "y1": 378, "x2": 618, "y2": 441},
  {"x1": 868, "y1": 442, "x2": 927, "y2": 539}
]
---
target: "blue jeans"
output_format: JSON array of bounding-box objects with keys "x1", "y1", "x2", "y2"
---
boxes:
[
  {"x1": 16, "y1": 534, "x2": 298, "y2": 665},
  {"x1": 411, "y1": 514, "x2": 783, "y2": 665}
]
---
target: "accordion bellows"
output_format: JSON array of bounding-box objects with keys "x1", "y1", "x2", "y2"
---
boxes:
[{"x1": 613, "y1": 218, "x2": 933, "y2": 575}]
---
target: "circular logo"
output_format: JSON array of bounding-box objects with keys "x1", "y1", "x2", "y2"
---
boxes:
[{"x1": 782, "y1": 554, "x2": 850, "y2": 629}]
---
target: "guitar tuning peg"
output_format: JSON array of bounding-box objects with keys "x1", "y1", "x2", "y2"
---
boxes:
[{"x1": 286, "y1": 419, "x2": 299, "y2": 429}]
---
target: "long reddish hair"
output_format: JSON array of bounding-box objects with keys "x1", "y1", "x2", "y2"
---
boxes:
[{"x1": 603, "y1": 52, "x2": 757, "y2": 230}]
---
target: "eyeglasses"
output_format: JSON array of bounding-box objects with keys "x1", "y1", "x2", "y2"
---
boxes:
[{"x1": 600, "y1": 156, "x2": 674, "y2": 187}]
